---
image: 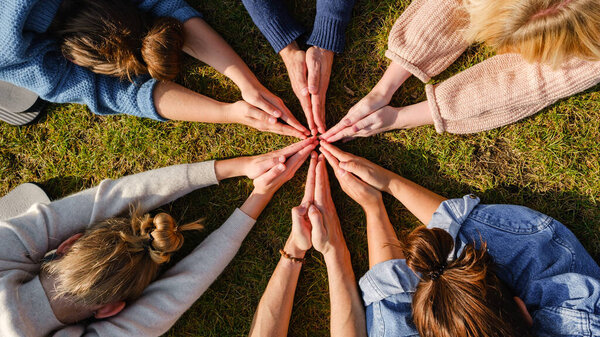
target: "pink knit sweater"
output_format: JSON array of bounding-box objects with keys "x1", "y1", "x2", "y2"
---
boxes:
[{"x1": 386, "y1": 0, "x2": 600, "y2": 134}]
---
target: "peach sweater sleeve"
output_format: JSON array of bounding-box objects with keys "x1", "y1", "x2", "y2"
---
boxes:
[
  {"x1": 386, "y1": 0, "x2": 470, "y2": 82},
  {"x1": 426, "y1": 55, "x2": 600, "y2": 134}
]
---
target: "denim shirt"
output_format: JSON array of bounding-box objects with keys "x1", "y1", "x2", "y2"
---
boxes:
[{"x1": 359, "y1": 195, "x2": 600, "y2": 337}]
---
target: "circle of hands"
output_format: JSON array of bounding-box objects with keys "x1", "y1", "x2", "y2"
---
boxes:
[
  {"x1": 236, "y1": 45, "x2": 399, "y2": 142},
  {"x1": 246, "y1": 135, "x2": 395, "y2": 258}
]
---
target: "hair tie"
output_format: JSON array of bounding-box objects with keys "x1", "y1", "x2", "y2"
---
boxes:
[
  {"x1": 142, "y1": 231, "x2": 155, "y2": 252},
  {"x1": 429, "y1": 262, "x2": 447, "y2": 280}
]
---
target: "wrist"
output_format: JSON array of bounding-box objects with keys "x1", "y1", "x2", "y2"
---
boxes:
[
  {"x1": 214, "y1": 158, "x2": 245, "y2": 181},
  {"x1": 283, "y1": 239, "x2": 307, "y2": 259},
  {"x1": 279, "y1": 41, "x2": 300, "y2": 59},
  {"x1": 323, "y1": 246, "x2": 350, "y2": 265},
  {"x1": 239, "y1": 190, "x2": 274, "y2": 220},
  {"x1": 361, "y1": 195, "x2": 385, "y2": 213}
]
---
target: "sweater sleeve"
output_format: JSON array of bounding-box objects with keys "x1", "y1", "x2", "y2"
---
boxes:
[
  {"x1": 386, "y1": 0, "x2": 469, "y2": 82},
  {"x1": 133, "y1": 0, "x2": 202, "y2": 22},
  {"x1": 241, "y1": 0, "x2": 306, "y2": 53},
  {"x1": 426, "y1": 54, "x2": 600, "y2": 134},
  {"x1": 0, "y1": 161, "x2": 218, "y2": 268},
  {"x1": 83, "y1": 208, "x2": 257, "y2": 337},
  {"x1": 305, "y1": 0, "x2": 356, "y2": 53}
]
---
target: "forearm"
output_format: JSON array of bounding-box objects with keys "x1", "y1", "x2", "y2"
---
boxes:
[
  {"x1": 239, "y1": 190, "x2": 274, "y2": 220},
  {"x1": 324, "y1": 250, "x2": 367, "y2": 337},
  {"x1": 153, "y1": 80, "x2": 231, "y2": 122},
  {"x1": 388, "y1": 175, "x2": 446, "y2": 224},
  {"x1": 249, "y1": 244, "x2": 304, "y2": 337},
  {"x1": 182, "y1": 17, "x2": 261, "y2": 92},
  {"x1": 364, "y1": 201, "x2": 404, "y2": 267},
  {"x1": 371, "y1": 61, "x2": 413, "y2": 100}
]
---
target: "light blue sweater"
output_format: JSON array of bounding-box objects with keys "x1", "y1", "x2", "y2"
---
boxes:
[{"x1": 0, "y1": 0, "x2": 202, "y2": 121}]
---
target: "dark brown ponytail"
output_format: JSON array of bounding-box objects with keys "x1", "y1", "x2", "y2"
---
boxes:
[
  {"x1": 49, "y1": 0, "x2": 184, "y2": 82},
  {"x1": 403, "y1": 227, "x2": 533, "y2": 337}
]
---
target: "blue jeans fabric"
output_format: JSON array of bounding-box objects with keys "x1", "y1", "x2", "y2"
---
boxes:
[{"x1": 359, "y1": 195, "x2": 600, "y2": 337}]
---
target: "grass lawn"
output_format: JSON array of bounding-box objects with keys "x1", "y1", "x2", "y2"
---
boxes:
[{"x1": 2, "y1": 0, "x2": 599, "y2": 336}]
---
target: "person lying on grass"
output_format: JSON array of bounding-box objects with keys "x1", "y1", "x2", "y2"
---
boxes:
[
  {"x1": 249, "y1": 152, "x2": 366, "y2": 337},
  {"x1": 0, "y1": 138, "x2": 317, "y2": 337},
  {"x1": 242, "y1": 0, "x2": 356, "y2": 136},
  {"x1": 319, "y1": 141, "x2": 600, "y2": 337},
  {"x1": 321, "y1": 0, "x2": 600, "y2": 141},
  {"x1": 0, "y1": 0, "x2": 309, "y2": 138}
]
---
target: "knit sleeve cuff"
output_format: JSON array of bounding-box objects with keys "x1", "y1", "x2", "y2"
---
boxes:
[
  {"x1": 425, "y1": 84, "x2": 445, "y2": 133},
  {"x1": 306, "y1": 16, "x2": 348, "y2": 53},
  {"x1": 186, "y1": 160, "x2": 220, "y2": 188},
  {"x1": 138, "y1": 79, "x2": 168, "y2": 121},
  {"x1": 171, "y1": 6, "x2": 203, "y2": 23},
  {"x1": 385, "y1": 50, "x2": 431, "y2": 83},
  {"x1": 259, "y1": 17, "x2": 305, "y2": 53}
]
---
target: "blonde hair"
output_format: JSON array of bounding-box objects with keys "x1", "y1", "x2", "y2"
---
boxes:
[
  {"x1": 463, "y1": 0, "x2": 600, "y2": 67},
  {"x1": 42, "y1": 209, "x2": 203, "y2": 305}
]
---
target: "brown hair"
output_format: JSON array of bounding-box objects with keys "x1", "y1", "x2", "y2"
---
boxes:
[
  {"x1": 403, "y1": 227, "x2": 533, "y2": 337},
  {"x1": 42, "y1": 209, "x2": 202, "y2": 305},
  {"x1": 463, "y1": 0, "x2": 600, "y2": 68},
  {"x1": 49, "y1": 0, "x2": 184, "y2": 81}
]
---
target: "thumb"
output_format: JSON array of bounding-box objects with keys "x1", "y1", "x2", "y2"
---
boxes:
[
  {"x1": 308, "y1": 205, "x2": 326, "y2": 246},
  {"x1": 338, "y1": 160, "x2": 370, "y2": 182},
  {"x1": 306, "y1": 53, "x2": 320, "y2": 95}
]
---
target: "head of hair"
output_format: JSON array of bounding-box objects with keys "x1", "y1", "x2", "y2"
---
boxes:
[
  {"x1": 42, "y1": 209, "x2": 202, "y2": 306},
  {"x1": 462, "y1": 0, "x2": 600, "y2": 67},
  {"x1": 402, "y1": 227, "x2": 533, "y2": 337},
  {"x1": 49, "y1": 0, "x2": 184, "y2": 81}
]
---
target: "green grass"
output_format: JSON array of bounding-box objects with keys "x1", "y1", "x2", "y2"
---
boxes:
[{"x1": 2, "y1": 0, "x2": 600, "y2": 336}]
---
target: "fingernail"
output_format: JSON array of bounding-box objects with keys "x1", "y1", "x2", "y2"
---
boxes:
[
  {"x1": 273, "y1": 110, "x2": 282, "y2": 118},
  {"x1": 279, "y1": 155, "x2": 286, "y2": 163},
  {"x1": 301, "y1": 88, "x2": 309, "y2": 96},
  {"x1": 311, "y1": 152, "x2": 317, "y2": 158},
  {"x1": 269, "y1": 117, "x2": 278, "y2": 124},
  {"x1": 277, "y1": 163, "x2": 286, "y2": 170}
]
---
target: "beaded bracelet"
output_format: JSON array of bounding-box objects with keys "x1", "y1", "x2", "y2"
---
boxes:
[{"x1": 279, "y1": 249, "x2": 306, "y2": 264}]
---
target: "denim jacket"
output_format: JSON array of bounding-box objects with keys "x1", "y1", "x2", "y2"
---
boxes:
[{"x1": 359, "y1": 195, "x2": 600, "y2": 337}]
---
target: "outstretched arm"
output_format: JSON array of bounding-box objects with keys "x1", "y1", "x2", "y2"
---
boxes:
[
  {"x1": 249, "y1": 153, "x2": 317, "y2": 336},
  {"x1": 181, "y1": 17, "x2": 308, "y2": 136}
]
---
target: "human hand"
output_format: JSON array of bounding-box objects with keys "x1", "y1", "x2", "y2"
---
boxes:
[
  {"x1": 284, "y1": 151, "x2": 318, "y2": 256},
  {"x1": 241, "y1": 83, "x2": 310, "y2": 137},
  {"x1": 309, "y1": 155, "x2": 348, "y2": 256},
  {"x1": 279, "y1": 42, "x2": 315, "y2": 134},
  {"x1": 319, "y1": 142, "x2": 383, "y2": 210},
  {"x1": 321, "y1": 89, "x2": 391, "y2": 142},
  {"x1": 252, "y1": 139, "x2": 317, "y2": 196},
  {"x1": 323, "y1": 105, "x2": 403, "y2": 143},
  {"x1": 305, "y1": 46, "x2": 333, "y2": 135},
  {"x1": 240, "y1": 138, "x2": 317, "y2": 179},
  {"x1": 226, "y1": 100, "x2": 307, "y2": 139},
  {"x1": 320, "y1": 141, "x2": 396, "y2": 194}
]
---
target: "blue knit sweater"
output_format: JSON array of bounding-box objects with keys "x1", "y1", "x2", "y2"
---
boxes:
[
  {"x1": 242, "y1": 0, "x2": 356, "y2": 53},
  {"x1": 0, "y1": 0, "x2": 202, "y2": 121}
]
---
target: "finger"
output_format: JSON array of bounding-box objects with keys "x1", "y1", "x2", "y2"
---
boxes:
[
  {"x1": 314, "y1": 154, "x2": 332, "y2": 207},
  {"x1": 272, "y1": 138, "x2": 315, "y2": 159},
  {"x1": 321, "y1": 102, "x2": 370, "y2": 140},
  {"x1": 308, "y1": 204, "x2": 326, "y2": 242},
  {"x1": 253, "y1": 97, "x2": 282, "y2": 119},
  {"x1": 292, "y1": 205, "x2": 308, "y2": 225},
  {"x1": 320, "y1": 141, "x2": 355, "y2": 162},
  {"x1": 302, "y1": 151, "x2": 318, "y2": 204},
  {"x1": 320, "y1": 147, "x2": 346, "y2": 180},
  {"x1": 306, "y1": 53, "x2": 320, "y2": 95},
  {"x1": 260, "y1": 162, "x2": 287, "y2": 182},
  {"x1": 267, "y1": 121, "x2": 308, "y2": 139},
  {"x1": 324, "y1": 125, "x2": 359, "y2": 143},
  {"x1": 285, "y1": 142, "x2": 316, "y2": 173},
  {"x1": 311, "y1": 94, "x2": 327, "y2": 134},
  {"x1": 263, "y1": 95, "x2": 310, "y2": 135},
  {"x1": 352, "y1": 116, "x2": 374, "y2": 133},
  {"x1": 298, "y1": 95, "x2": 317, "y2": 136}
]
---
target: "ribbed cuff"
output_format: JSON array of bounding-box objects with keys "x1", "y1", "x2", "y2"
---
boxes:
[
  {"x1": 187, "y1": 160, "x2": 220, "y2": 188},
  {"x1": 171, "y1": 6, "x2": 203, "y2": 23},
  {"x1": 385, "y1": 50, "x2": 431, "y2": 83},
  {"x1": 137, "y1": 79, "x2": 168, "y2": 121},
  {"x1": 25, "y1": 0, "x2": 64, "y2": 33},
  {"x1": 260, "y1": 18, "x2": 305, "y2": 53},
  {"x1": 425, "y1": 84, "x2": 445, "y2": 133},
  {"x1": 306, "y1": 16, "x2": 348, "y2": 53}
]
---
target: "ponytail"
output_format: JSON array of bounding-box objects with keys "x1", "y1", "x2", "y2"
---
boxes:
[{"x1": 403, "y1": 227, "x2": 533, "y2": 337}]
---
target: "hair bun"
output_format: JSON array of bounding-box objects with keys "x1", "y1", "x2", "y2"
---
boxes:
[{"x1": 141, "y1": 17, "x2": 184, "y2": 81}]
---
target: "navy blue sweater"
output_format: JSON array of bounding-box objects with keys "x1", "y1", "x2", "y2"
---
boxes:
[{"x1": 242, "y1": 0, "x2": 356, "y2": 53}]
